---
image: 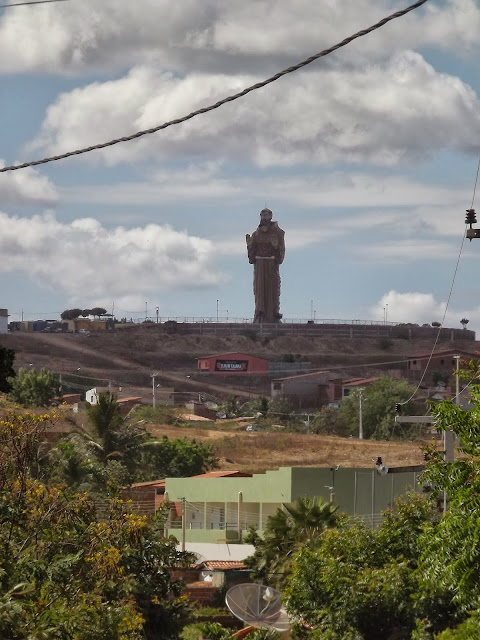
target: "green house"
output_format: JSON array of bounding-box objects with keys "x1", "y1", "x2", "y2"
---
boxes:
[{"x1": 165, "y1": 465, "x2": 424, "y2": 544}]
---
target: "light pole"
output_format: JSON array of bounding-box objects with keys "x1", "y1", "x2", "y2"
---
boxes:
[
  {"x1": 216, "y1": 299, "x2": 219, "y2": 323},
  {"x1": 151, "y1": 372, "x2": 158, "y2": 408},
  {"x1": 358, "y1": 388, "x2": 365, "y2": 439}
]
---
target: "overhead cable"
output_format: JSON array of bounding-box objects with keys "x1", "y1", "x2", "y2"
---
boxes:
[
  {"x1": 400, "y1": 154, "x2": 480, "y2": 405},
  {"x1": 0, "y1": 0, "x2": 429, "y2": 173},
  {"x1": 0, "y1": 0, "x2": 69, "y2": 7}
]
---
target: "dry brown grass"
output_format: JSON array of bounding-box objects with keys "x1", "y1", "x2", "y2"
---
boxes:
[{"x1": 146, "y1": 423, "x2": 426, "y2": 474}]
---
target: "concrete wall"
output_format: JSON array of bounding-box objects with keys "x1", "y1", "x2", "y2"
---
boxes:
[
  {"x1": 160, "y1": 322, "x2": 475, "y2": 341},
  {"x1": 0, "y1": 309, "x2": 7, "y2": 334}
]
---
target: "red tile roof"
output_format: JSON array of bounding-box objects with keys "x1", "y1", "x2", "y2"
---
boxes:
[
  {"x1": 342, "y1": 377, "x2": 379, "y2": 387},
  {"x1": 127, "y1": 479, "x2": 165, "y2": 488},
  {"x1": 273, "y1": 370, "x2": 329, "y2": 381},
  {"x1": 201, "y1": 561, "x2": 247, "y2": 570}
]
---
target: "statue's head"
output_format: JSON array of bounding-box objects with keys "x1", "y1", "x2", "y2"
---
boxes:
[{"x1": 259, "y1": 208, "x2": 273, "y2": 226}]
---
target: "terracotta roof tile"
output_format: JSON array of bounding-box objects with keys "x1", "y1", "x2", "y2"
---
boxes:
[{"x1": 202, "y1": 561, "x2": 246, "y2": 570}]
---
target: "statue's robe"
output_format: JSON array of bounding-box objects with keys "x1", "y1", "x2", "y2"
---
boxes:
[{"x1": 247, "y1": 222, "x2": 285, "y2": 323}]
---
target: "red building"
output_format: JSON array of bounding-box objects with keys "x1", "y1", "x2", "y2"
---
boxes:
[{"x1": 197, "y1": 352, "x2": 269, "y2": 375}]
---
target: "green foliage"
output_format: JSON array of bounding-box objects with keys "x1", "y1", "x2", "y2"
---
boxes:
[
  {"x1": 52, "y1": 395, "x2": 217, "y2": 490},
  {"x1": 309, "y1": 406, "x2": 349, "y2": 436},
  {"x1": 60, "y1": 307, "x2": 83, "y2": 320},
  {"x1": 91, "y1": 307, "x2": 107, "y2": 317},
  {"x1": 8, "y1": 366, "x2": 59, "y2": 407},
  {"x1": 432, "y1": 371, "x2": 450, "y2": 387},
  {"x1": 135, "y1": 403, "x2": 188, "y2": 427},
  {"x1": 286, "y1": 493, "x2": 437, "y2": 640},
  {"x1": 0, "y1": 408, "x2": 193, "y2": 639},
  {"x1": 0, "y1": 345, "x2": 15, "y2": 393},
  {"x1": 180, "y1": 621, "x2": 231, "y2": 640},
  {"x1": 416, "y1": 382, "x2": 480, "y2": 631},
  {"x1": 378, "y1": 338, "x2": 394, "y2": 351},
  {"x1": 340, "y1": 376, "x2": 419, "y2": 439},
  {"x1": 245, "y1": 496, "x2": 339, "y2": 587},
  {"x1": 140, "y1": 435, "x2": 217, "y2": 480}
]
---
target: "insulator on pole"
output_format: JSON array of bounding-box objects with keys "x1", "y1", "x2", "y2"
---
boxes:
[{"x1": 465, "y1": 209, "x2": 477, "y2": 226}]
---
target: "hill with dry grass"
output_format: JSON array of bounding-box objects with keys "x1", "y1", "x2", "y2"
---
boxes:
[{"x1": 0, "y1": 326, "x2": 472, "y2": 474}]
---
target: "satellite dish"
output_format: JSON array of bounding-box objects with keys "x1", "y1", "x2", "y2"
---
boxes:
[{"x1": 225, "y1": 583, "x2": 290, "y2": 632}]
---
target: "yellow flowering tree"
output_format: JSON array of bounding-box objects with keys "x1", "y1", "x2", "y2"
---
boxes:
[{"x1": 0, "y1": 409, "x2": 193, "y2": 639}]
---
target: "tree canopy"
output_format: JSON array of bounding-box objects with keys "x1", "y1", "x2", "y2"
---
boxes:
[
  {"x1": 0, "y1": 344, "x2": 15, "y2": 392},
  {"x1": 8, "y1": 366, "x2": 59, "y2": 407},
  {"x1": 284, "y1": 363, "x2": 480, "y2": 638},
  {"x1": 0, "y1": 408, "x2": 193, "y2": 639},
  {"x1": 339, "y1": 376, "x2": 419, "y2": 439}
]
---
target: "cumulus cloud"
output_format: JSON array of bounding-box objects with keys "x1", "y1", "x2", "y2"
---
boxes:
[
  {"x1": 0, "y1": 0, "x2": 477, "y2": 74},
  {"x1": 371, "y1": 290, "x2": 480, "y2": 332},
  {"x1": 26, "y1": 52, "x2": 480, "y2": 168},
  {"x1": 0, "y1": 160, "x2": 57, "y2": 206},
  {"x1": 0, "y1": 212, "x2": 223, "y2": 306}
]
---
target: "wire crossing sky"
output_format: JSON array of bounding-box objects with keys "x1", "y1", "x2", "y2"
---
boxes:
[
  {"x1": 0, "y1": 0, "x2": 429, "y2": 173},
  {"x1": 1, "y1": 0, "x2": 479, "y2": 331},
  {"x1": 0, "y1": 0, "x2": 69, "y2": 8}
]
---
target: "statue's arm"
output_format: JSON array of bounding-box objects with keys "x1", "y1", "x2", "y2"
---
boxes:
[
  {"x1": 246, "y1": 233, "x2": 256, "y2": 264},
  {"x1": 277, "y1": 229, "x2": 285, "y2": 265}
]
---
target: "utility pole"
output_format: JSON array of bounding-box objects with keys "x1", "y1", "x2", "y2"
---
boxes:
[
  {"x1": 156, "y1": 306, "x2": 159, "y2": 323},
  {"x1": 145, "y1": 301, "x2": 148, "y2": 321},
  {"x1": 358, "y1": 388, "x2": 365, "y2": 439},
  {"x1": 151, "y1": 372, "x2": 158, "y2": 408},
  {"x1": 216, "y1": 299, "x2": 219, "y2": 323},
  {"x1": 181, "y1": 497, "x2": 186, "y2": 552}
]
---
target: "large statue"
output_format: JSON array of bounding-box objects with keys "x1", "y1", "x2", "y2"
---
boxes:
[{"x1": 246, "y1": 208, "x2": 285, "y2": 323}]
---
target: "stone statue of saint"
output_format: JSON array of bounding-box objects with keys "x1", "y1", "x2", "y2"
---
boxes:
[{"x1": 246, "y1": 208, "x2": 285, "y2": 323}]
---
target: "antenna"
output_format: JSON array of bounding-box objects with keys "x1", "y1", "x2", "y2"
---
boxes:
[{"x1": 226, "y1": 583, "x2": 290, "y2": 633}]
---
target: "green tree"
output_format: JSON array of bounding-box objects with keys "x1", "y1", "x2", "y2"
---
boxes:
[
  {"x1": 7, "y1": 366, "x2": 59, "y2": 407},
  {"x1": 74, "y1": 392, "x2": 151, "y2": 479},
  {"x1": 340, "y1": 376, "x2": 419, "y2": 440},
  {"x1": 0, "y1": 344, "x2": 15, "y2": 392},
  {"x1": 91, "y1": 306, "x2": 107, "y2": 318},
  {"x1": 60, "y1": 307, "x2": 83, "y2": 320},
  {"x1": 309, "y1": 405, "x2": 349, "y2": 436},
  {"x1": 415, "y1": 378, "x2": 480, "y2": 635},
  {"x1": 140, "y1": 435, "x2": 217, "y2": 480},
  {"x1": 245, "y1": 496, "x2": 339, "y2": 587},
  {"x1": 286, "y1": 493, "x2": 437, "y2": 640},
  {"x1": 0, "y1": 408, "x2": 193, "y2": 639}
]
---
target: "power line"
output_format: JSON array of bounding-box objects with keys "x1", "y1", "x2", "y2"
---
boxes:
[
  {"x1": 400, "y1": 154, "x2": 480, "y2": 405},
  {"x1": 0, "y1": 0, "x2": 429, "y2": 173},
  {"x1": 0, "y1": 0, "x2": 69, "y2": 7}
]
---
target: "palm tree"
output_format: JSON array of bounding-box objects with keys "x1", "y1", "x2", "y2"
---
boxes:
[
  {"x1": 246, "y1": 496, "x2": 339, "y2": 586},
  {"x1": 75, "y1": 392, "x2": 150, "y2": 473}
]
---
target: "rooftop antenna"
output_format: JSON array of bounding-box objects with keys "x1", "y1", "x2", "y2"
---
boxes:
[{"x1": 226, "y1": 583, "x2": 290, "y2": 633}]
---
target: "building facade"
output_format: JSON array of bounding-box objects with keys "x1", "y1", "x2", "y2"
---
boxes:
[{"x1": 165, "y1": 465, "x2": 424, "y2": 544}]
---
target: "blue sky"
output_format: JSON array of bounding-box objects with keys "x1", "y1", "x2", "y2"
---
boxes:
[{"x1": 1, "y1": 0, "x2": 480, "y2": 330}]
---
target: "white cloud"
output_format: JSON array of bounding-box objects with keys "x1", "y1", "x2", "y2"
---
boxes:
[
  {"x1": 371, "y1": 290, "x2": 480, "y2": 332},
  {"x1": 0, "y1": 1, "x2": 478, "y2": 74},
  {"x1": 0, "y1": 160, "x2": 57, "y2": 206},
  {"x1": 27, "y1": 51, "x2": 480, "y2": 168},
  {"x1": 0, "y1": 212, "x2": 223, "y2": 307}
]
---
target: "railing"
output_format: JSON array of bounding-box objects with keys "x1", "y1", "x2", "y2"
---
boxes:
[{"x1": 121, "y1": 316, "x2": 399, "y2": 326}]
